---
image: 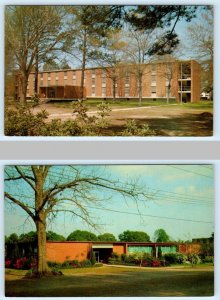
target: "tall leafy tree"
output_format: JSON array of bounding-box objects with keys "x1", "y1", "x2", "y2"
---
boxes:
[
  {"x1": 118, "y1": 230, "x2": 151, "y2": 242},
  {"x1": 5, "y1": 165, "x2": 151, "y2": 275},
  {"x1": 67, "y1": 230, "x2": 97, "y2": 241},
  {"x1": 125, "y1": 5, "x2": 198, "y2": 55},
  {"x1": 67, "y1": 6, "x2": 122, "y2": 99},
  {"x1": 98, "y1": 233, "x2": 117, "y2": 242},
  {"x1": 153, "y1": 228, "x2": 170, "y2": 242}
]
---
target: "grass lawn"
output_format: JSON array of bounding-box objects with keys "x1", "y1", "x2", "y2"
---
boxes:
[{"x1": 5, "y1": 265, "x2": 214, "y2": 297}]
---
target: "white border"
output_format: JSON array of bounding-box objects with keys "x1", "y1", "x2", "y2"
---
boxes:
[
  {"x1": 0, "y1": 159, "x2": 219, "y2": 300},
  {"x1": 0, "y1": 0, "x2": 219, "y2": 141}
]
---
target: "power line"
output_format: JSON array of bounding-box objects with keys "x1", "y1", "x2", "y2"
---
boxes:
[
  {"x1": 168, "y1": 165, "x2": 213, "y2": 179},
  {"x1": 85, "y1": 205, "x2": 213, "y2": 224}
]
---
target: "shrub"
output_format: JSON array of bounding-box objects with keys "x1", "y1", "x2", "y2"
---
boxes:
[
  {"x1": 163, "y1": 252, "x2": 186, "y2": 265},
  {"x1": 91, "y1": 252, "x2": 96, "y2": 265},
  {"x1": 80, "y1": 259, "x2": 92, "y2": 267},
  {"x1": 47, "y1": 261, "x2": 62, "y2": 269},
  {"x1": 151, "y1": 259, "x2": 161, "y2": 267},
  {"x1": 121, "y1": 120, "x2": 155, "y2": 136},
  {"x1": 5, "y1": 259, "x2": 13, "y2": 268},
  {"x1": 203, "y1": 256, "x2": 214, "y2": 263},
  {"x1": 188, "y1": 253, "x2": 201, "y2": 266}
]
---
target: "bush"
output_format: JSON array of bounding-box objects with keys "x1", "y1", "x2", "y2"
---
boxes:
[
  {"x1": 121, "y1": 120, "x2": 155, "y2": 136},
  {"x1": 80, "y1": 259, "x2": 92, "y2": 267},
  {"x1": 163, "y1": 252, "x2": 186, "y2": 265},
  {"x1": 203, "y1": 256, "x2": 214, "y2": 263},
  {"x1": 91, "y1": 252, "x2": 96, "y2": 265},
  {"x1": 151, "y1": 259, "x2": 161, "y2": 267},
  {"x1": 188, "y1": 253, "x2": 201, "y2": 266},
  {"x1": 47, "y1": 261, "x2": 62, "y2": 269}
]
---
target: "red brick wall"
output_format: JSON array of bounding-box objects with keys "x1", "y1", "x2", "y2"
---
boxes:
[
  {"x1": 46, "y1": 242, "x2": 92, "y2": 262},
  {"x1": 178, "y1": 243, "x2": 201, "y2": 255},
  {"x1": 113, "y1": 244, "x2": 126, "y2": 255}
]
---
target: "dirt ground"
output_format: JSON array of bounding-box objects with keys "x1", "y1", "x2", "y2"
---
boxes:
[{"x1": 32, "y1": 103, "x2": 213, "y2": 136}]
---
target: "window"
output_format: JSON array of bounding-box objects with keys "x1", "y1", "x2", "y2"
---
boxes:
[
  {"x1": 151, "y1": 74, "x2": 156, "y2": 82},
  {"x1": 73, "y1": 71, "x2": 76, "y2": 85},
  {"x1": 92, "y1": 69, "x2": 96, "y2": 78},
  {"x1": 64, "y1": 71, "x2": 67, "y2": 80},
  {"x1": 151, "y1": 64, "x2": 156, "y2": 72},
  {"x1": 84, "y1": 74, "x2": 86, "y2": 84},
  {"x1": 92, "y1": 77, "x2": 95, "y2": 86},
  {"x1": 48, "y1": 73, "x2": 51, "y2": 81},
  {"x1": 125, "y1": 74, "x2": 130, "y2": 85},
  {"x1": 125, "y1": 86, "x2": 129, "y2": 97},
  {"x1": 40, "y1": 73, "x2": 43, "y2": 80},
  {"x1": 92, "y1": 86, "x2": 95, "y2": 96},
  {"x1": 102, "y1": 86, "x2": 106, "y2": 97},
  {"x1": 151, "y1": 86, "x2": 156, "y2": 93},
  {"x1": 55, "y1": 72, "x2": 59, "y2": 81}
]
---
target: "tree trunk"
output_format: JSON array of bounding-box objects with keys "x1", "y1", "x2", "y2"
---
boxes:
[
  {"x1": 113, "y1": 79, "x2": 116, "y2": 101},
  {"x1": 167, "y1": 83, "x2": 171, "y2": 104},
  {"x1": 34, "y1": 48, "x2": 39, "y2": 95},
  {"x1": 138, "y1": 72, "x2": 142, "y2": 106},
  {"x1": 20, "y1": 71, "x2": 28, "y2": 104},
  {"x1": 80, "y1": 30, "x2": 87, "y2": 100},
  {"x1": 36, "y1": 214, "x2": 49, "y2": 275}
]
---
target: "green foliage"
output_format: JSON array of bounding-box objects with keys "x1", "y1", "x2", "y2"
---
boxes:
[
  {"x1": 5, "y1": 103, "x2": 111, "y2": 136},
  {"x1": 91, "y1": 252, "x2": 96, "y2": 265},
  {"x1": 118, "y1": 230, "x2": 151, "y2": 242},
  {"x1": 188, "y1": 253, "x2": 201, "y2": 266},
  {"x1": 163, "y1": 253, "x2": 187, "y2": 264},
  {"x1": 203, "y1": 256, "x2": 214, "y2": 264},
  {"x1": 67, "y1": 230, "x2": 98, "y2": 241},
  {"x1": 6, "y1": 233, "x2": 19, "y2": 244},
  {"x1": 72, "y1": 101, "x2": 111, "y2": 135},
  {"x1": 121, "y1": 120, "x2": 155, "y2": 136},
  {"x1": 154, "y1": 228, "x2": 170, "y2": 242},
  {"x1": 98, "y1": 233, "x2": 117, "y2": 242},
  {"x1": 46, "y1": 231, "x2": 66, "y2": 241},
  {"x1": 19, "y1": 231, "x2": 37, "y2": 243}
]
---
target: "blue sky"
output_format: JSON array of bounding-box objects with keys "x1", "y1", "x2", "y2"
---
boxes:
[{"x1": 4, "y1": 165, "x2": 214, "y2": 242}]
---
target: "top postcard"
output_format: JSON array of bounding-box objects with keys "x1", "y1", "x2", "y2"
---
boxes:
[{"x1": 4, "y1": 5, "x2": 213, "y2": 137}]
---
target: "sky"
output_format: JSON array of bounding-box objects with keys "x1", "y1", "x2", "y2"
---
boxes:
[{"x1": 4, "y1": 165, "x2": 214, "y2": 242}]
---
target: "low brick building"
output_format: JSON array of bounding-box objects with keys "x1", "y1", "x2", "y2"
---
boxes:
[
  {"x1": 46, "y1": 241, "x2": 201, "y2": 263},
  {"x1": 15, "y1": 60, "x2": 200, "y2": 103}
]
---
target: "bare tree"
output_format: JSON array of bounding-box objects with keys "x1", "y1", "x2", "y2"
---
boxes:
[
  {"x1": 122, "y1": 28, "x2": 157, "y2": 105},
  {"x1": 187, "y1": 8, "x2": 213, "y2": 98},
  {"x1": 5, "y1": 165, "x2": 151, "y2": 276},
  {"x1": 5, "y1": 6, "x2": 68, "y2": 103},
  {"x1": 156, "y1": 55, "x2": 177, "y2": 103}
]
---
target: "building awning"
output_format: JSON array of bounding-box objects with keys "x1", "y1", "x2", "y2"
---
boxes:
[{"x1": 92, "y1": 244, "x2": 113, "y2": 249}]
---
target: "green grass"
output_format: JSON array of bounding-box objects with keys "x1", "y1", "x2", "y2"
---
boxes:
[{"x1": 5, "y1": 265, "x2": 214, "y2": 297}]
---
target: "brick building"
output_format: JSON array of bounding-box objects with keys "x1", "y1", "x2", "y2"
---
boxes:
[
  {"x1": 15, "y1": 60, "x2": 200, "y2": 103},
  {"x1": 46, "y1": 241, "x2": 201, "y2": 263}
]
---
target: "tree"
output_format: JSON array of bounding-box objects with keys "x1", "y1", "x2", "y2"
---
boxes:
[
  {"x1": 46, "y1": 231, "x2": 66, "y2": 241},
  {"x1": 156, "y1": 54, "x2": 177, "y2": 103},
  {"x1": 118, "y1": 230, "x2": 151, "y2": 242},
  {"x1": 125, "y1": 5, "x2": 198, "y2": 56},
  {"x1": 97, "y1": 30, "x2": 127, "y2": 101},
  {"x1": 5, "y1": 165, "x2": 151, "y2": 275},
  {"x1": 153, "y1": 228, "x2": 170, "y2": 242},
  {"x1": 187, "y1": 8, "x2": 213, "y2": 98},
  {"x1": 67, "y1": 230, "x2": 97, "y2": 241},
  {"x1": 122, "y1": 28, "x2": 156, "y2": 105},
  {"x1": 67, "y1": 6, "x2": 121, "y2": 99},
  {"x1": 98, "y1": 233, "x2": 117, "y2": 242},
  {"x1": 5, "y1": 6, "x2": 68, "y2": 103},
  {"x1": 59, "y1": 58, "x2": 71, "y2": 70},
  {"x1": 42, "y1": 59, "x2": 60, "y2": 71}
]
